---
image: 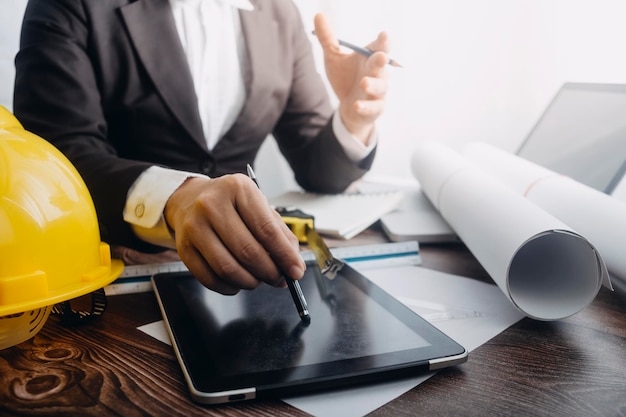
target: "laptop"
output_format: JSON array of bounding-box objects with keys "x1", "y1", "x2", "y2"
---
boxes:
[{"x1": 381, "y1": 82, "x2": 626, "y2": 243}]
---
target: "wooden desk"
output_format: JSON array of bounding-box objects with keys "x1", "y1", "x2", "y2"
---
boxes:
[{"x1": 1, "y1": 231, "x2": 625, "y2": 416}]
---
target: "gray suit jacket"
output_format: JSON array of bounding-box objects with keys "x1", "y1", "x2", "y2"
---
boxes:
[{"x1": 14, "y1": 0, "x2": 375, "y2": 250}]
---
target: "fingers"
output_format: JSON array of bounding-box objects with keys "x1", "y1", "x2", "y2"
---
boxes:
[
  {"x1": 367, "y1": 31, "x2": 391, "y2": 55},
  {"x1": 361, "y1": 71, "x2": 388, "y2": 97},
  {"x1": 353, "y1": 97, "x2": 386, "y2": 119},
  {"x1": 166, "y1": 175, "x2": 305, "y2": 295},
  {"x1": 233, "y1": 189, "x2": 305, "y2": 279},
  {"x1": 355, "y1": 70, "x2": 388, "y2": 105},
  {"x1": 366, "y1": 50, "x2": 391, "y2": 76},
  {"x1": 179, "y1": 245, "x2": 243, "y2": 296},
  {"x1": 313, "y1": 13, "x2": 340, "y2": 55},
  {"x1": 315, "y1": 12, "x2": 392, "y2": 70},
  {"x1": 177, "y1": 214, "x2": 264, "y2": 295}
]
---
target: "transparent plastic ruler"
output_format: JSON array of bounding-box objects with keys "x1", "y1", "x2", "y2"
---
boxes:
[
  {"x1": 105, "y1": 241, "x2": 420, "y2": 296},
  {"x1": 105, "y1": 261, "x2": 187, "y2": 296}
]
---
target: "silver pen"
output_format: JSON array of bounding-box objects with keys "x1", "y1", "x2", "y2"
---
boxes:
[{"x1": 311, "y1": 30, "x2": 403, "y2": 67}]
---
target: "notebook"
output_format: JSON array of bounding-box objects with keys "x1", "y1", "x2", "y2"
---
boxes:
[
  {"x1": 268, "y1": 190, "x2": 404, "y2": 239},
  {"x1": 381, "y1": 82, "x2": 626, "y2": 243}
]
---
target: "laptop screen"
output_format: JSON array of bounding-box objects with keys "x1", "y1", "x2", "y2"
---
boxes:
[{"x1": 516, "y1": 83, "x2": 626, "y2": 194}]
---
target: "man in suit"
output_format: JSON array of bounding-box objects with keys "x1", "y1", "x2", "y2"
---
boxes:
[{"x1": 14, "y1": 0, "x2": 391, "y2": 295}]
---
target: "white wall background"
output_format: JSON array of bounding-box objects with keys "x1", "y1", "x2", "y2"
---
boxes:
[
  {"x1": 295, "y1": 0, "x2": 626, "y2": 182},
  {"x1": 3, "y1": 1, "x2": 626, "y2": 192}
]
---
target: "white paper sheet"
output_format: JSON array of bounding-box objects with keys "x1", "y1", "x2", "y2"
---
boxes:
[
  {"x1": 138, "y1": 266, "x2": 523, "y2": 417},
  {"x1": 411, "y1": 142, "x2": 608, "y2": 320}
]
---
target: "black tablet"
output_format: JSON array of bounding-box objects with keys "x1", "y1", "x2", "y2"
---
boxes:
[{"x1": 152, "y1": 262, "x2": 467, "y2": 404}]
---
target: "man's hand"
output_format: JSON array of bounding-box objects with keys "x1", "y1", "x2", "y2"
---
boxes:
[
  {"x1": 164, "y1": 174, "x2": 305, "y2": 295},
  {"x1": 313, "y1": 13, "x2": 391, "y2": 144}
]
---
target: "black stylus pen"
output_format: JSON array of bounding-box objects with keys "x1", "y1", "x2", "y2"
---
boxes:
[{"x1": 246, "y1": 164, "x2": 311, "y2": 323}]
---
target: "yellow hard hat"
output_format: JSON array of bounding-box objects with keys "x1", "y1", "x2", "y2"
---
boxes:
[{"x1": 0, "y1": 106, "x2": 123, "y2": 349}]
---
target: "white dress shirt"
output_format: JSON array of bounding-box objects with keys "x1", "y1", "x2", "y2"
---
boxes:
[{"x1": 124, "y1": 0, "x2": 377, "y2": 248}]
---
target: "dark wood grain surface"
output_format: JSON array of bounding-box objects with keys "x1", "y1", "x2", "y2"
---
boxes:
[{"x1": 1, "y1": 233, "x2": 625, "y2": 417}]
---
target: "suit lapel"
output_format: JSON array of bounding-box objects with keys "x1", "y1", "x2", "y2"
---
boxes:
[
  {"x1": 227, "y1": 2, "x2": 279, "y2": 133},
  {"x1": 120, "y1": 0, "x2": 206, "y2": 149}
]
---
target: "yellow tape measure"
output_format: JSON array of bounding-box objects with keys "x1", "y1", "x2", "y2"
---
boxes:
[{"x1": 276, "y1": 207, "x2": 344, "y2": 279}]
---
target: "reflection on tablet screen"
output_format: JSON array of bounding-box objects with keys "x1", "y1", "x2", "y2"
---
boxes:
[{"x1": 177, "y1": 265, "x2": 429, "y2": 376}]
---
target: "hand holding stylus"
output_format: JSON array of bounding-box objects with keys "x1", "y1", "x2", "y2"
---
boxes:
[{"x1": 164, "y1": 174, "x2": 305, "y2": 296}]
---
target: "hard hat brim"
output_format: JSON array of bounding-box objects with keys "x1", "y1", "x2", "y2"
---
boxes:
[{"x1": 0, "y1": 259, "x2": 123, "y2": 317}]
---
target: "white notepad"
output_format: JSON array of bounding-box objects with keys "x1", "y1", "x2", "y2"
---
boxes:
[{"x1": 268, "y1": 190, "x2": 404, "y2": 239}]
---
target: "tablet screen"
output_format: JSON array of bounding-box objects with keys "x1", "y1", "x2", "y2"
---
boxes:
[{"x1": 153, "y1": 262, "x2": 466, "y2": 403}]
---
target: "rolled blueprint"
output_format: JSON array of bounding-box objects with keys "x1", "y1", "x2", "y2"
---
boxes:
[
  {"x1": 411, "y1": 141, "x2": 608, "y2": 320},
  {"x1": 463, "y1": 141, "x2": 620, "y2": 288}
]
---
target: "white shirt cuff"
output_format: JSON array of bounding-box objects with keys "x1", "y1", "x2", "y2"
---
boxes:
[
  {"x1": 332, "y1": 111, "x2": 378, "y2": 162},
  {"x1": 124, "y1": 166, "x2": 209, "y2": 248}
]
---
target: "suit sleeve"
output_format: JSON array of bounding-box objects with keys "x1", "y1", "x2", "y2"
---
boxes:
[
  {"x1": 271, "y1": 0, "x2": 376, "y2": 194},
  {"x1": 13, "y1": 0, "x2": 156, "y2": 251}
]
